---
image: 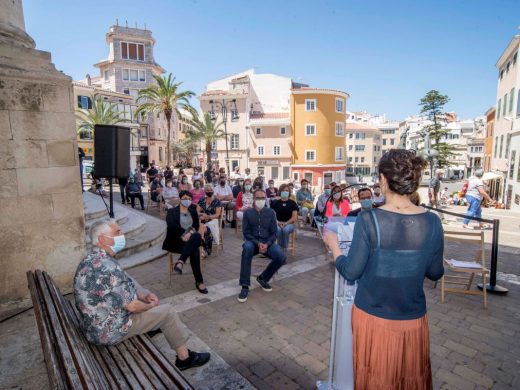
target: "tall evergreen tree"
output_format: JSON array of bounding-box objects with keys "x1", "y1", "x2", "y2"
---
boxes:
[{"x1": 419, "y1": 90, "x2": 454, "y2": 168}]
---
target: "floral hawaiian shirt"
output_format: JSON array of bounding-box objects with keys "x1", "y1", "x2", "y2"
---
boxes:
[{"x1": 73, "y1": 248, "x2": 137, "y2": 345}]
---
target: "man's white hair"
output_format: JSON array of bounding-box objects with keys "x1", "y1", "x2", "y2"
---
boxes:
[{"x1": 90, "y1": 219, "x2": 117, "y2": 246}]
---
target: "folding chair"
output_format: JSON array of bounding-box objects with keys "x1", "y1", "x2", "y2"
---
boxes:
[
  {"x1": 146, "y1": 189, "x2": 165, "y2": 218},
  {"x1": 438, "y1": 229, "x2": 488, "y2": 308}
]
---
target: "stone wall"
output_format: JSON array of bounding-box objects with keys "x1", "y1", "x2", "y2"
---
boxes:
[{"x1": 0, "y1": 1, "x2": 86, "y2": 302}]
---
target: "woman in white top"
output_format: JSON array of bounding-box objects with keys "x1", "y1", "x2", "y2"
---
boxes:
[{"x1": 162, "y1": 179, "x2": 180, "y2": 208}]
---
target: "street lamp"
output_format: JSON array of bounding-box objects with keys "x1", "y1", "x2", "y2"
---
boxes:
[{"x1": 209, "y1": 98, "x2": 239, "y2": 175}]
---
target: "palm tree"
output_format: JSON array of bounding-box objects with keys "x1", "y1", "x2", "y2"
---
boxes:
[
  {"x1": 185, "y1": 110, "x2": 226, "y2": 168},
  {"x1": 171, "y1": 138, "x2": 197, "y2": 166},
  {"x1": 135, "y1": 73, "x2": 195, "y2": 166},
  {"x1": 76, "y1": 95, "x2": 127, "y2": 138}
]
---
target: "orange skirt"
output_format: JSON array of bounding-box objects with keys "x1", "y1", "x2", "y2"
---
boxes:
[{"x1": 352, "y1": 305, "x2": 432, "y2": 390}]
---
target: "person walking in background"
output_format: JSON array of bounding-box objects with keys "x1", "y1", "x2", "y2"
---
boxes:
[
  {"x1": 324, "y1": 149, "x2": 443, "y2": 389},
  {"x1": 118, "y1": 176, "x2": 129, "y2": 205},
  {"x1": 463, "y1": 169, "x2": 494, "y2": 229},
  {"x1": 237, "y1": 189, "x2": 286, "y2": 303},
  {"x1": 296, "y1": 179, "x2": 315, "y2": 224}
]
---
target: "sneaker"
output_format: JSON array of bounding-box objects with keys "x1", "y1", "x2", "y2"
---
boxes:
[
  {"x1": 237, "y1": 287, "x2": 249, "y2": 302},
  {"x1": 175, "y1": 350, "x2": 211, "y2": 371},
  {"x1": 256, "y1": 276, "x2": 272, "y2": 292}
]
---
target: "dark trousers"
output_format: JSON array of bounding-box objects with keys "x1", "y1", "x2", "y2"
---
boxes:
[
  {"x1": 129, "y1": 193, "x2": 144, "y2": 209},
  {"x1": 178, "y1": 232, "x2": 203, "y2": 284},
  {"x1": 119, "y1": 184, "x2": 130, "y2": 203},
  {"x1": 239, "y1": 241, "x2": 286, "y2": 287}
]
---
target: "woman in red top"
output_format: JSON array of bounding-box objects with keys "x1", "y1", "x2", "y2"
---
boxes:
[{"x1": 325, "y1": 185, "x2": 351, "y2": 217}]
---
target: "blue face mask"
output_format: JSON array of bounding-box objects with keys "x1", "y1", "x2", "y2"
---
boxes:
[
  {"x1": 360, "y1": 199, "x2": 373, "y2": 209},
  {"x1": 324, "y1": 189, "x2": 331, "y2": 196},
  {"x1": 281, "y1": 191, "x2": 289, "y2": 199},
  {"x1": 180, "y1": 199, "x2": 191, "y2": 208},
  {"x1": 110, "y1": 234, "x2": 126, "y2": 254}
]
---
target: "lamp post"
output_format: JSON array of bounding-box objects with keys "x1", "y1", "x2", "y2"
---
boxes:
[{"x1": 209, "y1": 99, "x2": 240, "y2": 175}]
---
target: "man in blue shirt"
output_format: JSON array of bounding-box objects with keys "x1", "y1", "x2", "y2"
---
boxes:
[{"x1": 238, "y1": 189, "x2": 286, "y2": 302}]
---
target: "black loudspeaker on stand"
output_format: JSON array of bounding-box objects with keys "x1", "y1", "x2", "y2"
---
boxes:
[{"x1": 94, "y1": 125, "x2": 130, "y2": 218}]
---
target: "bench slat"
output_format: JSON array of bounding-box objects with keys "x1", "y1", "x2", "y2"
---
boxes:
[
  {"x1": 116, "y1": 342, "x2": 157, "y2": 389},
  {"x1": 34, "y1": 270, "x2": 84, "y2": 389},
  {"x1": 107, "y1": 342, "x2": 144, "y2": 389},
  {"x1": 122, "y1": 339, "x2": 167, "y2": 389},
  {"x1": 27, "y1": 271, "x2": 68, "y2": 390},
  {"x1": 42, "y1": 272, "x2": 108, "y2": 389}
]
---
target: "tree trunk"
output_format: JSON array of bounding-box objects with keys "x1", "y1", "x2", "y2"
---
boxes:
[
  {"x1": 206, "y1": 140, "x2": 212, "y2": 169},
  {"x1": 166, "y1": 112, "x2": 172, "y2": 167}
]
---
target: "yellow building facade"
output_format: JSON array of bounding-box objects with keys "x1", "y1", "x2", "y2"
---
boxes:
[{"x1": 290, "y1": 88, "x2": 349, "y2": 187}]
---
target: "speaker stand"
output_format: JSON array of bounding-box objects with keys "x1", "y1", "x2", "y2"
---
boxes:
[{"x1": 109, "y1": 180, "x2": 115, "y2": 218}]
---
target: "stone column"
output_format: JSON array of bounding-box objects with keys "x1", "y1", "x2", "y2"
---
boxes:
[{"x1": 0, "y1": 0, "x2": 86, "y2": 302}]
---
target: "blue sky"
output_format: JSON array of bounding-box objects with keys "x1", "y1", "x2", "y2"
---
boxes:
[{"x1": 24, "y1": 0, "x2": 519, "y2": 120}]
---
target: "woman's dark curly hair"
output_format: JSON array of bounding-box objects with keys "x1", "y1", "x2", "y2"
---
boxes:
[{"x1": 378, "y1": 149, "x2": 427, "y2": 195}]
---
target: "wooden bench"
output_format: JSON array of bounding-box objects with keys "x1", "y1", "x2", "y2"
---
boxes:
[{"x1": 27, "y1": 270, "x2": 194, "y2": 389}]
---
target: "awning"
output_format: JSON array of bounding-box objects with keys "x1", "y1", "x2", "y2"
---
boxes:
[{"x1": 482, "y1": 172, "x2": 503, "y2": 181}]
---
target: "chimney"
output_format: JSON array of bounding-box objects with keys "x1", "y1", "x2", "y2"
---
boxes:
[{"x1": 86, "y1": 73, "x2": 91, "y2": 86}]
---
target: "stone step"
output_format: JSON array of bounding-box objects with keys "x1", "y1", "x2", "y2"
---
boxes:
[
  {"x1": 119, "y1": 245, "x2": 168, "y2": 270},
  {"x1": 83, "y1": 191, "x2": 110, "y2": 221},
  {"x1": 114, "y1": 213, "x2": 166, "y2": 259}
]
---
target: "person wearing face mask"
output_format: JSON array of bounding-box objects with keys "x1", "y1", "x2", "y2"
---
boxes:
[
  {"x1": 197, "y1": 184, "x2": 223, "y2": 252},
  {"x1": 325, "y1": 185, "x2": 351, "y2": 217},
  {"x1": 288, "y1": 183, "x2": 297, "y2": 202},
  {"x1": 126, "y1": 177, "x2": 145, "y2": 210},
  {"x1": 235, "y1": 178, "x2": 254, "y2": 221},
  {"x1": 162, "y1": 179, "x2": 180, "y2": 208},
  {"x1": 347, "y1": 187, "x2": 374, "y2": 217},
  {"x1": 238, "y1": 189, "x2": 286, "y2": 302},
  {"x1": 296, "y1": 179, "x2": 315, "y2": 224},
  {"x1": 213, "y1": 175, "x2": 233, "y2": 201},
  {"x1": 177, "y1": 175, "x2": 192, "y2": 192},
  {"x1": 163, "y1": 191, "x2": 207, "y2": 294},
  {"x1": 150, "y1": 175, "x2": 163, "y2": 203},
  {"x1": 266, "y1": 180, "x2": 278, "y2": 199},
  {"x1": 373, "y1": 183, "x2": 385, "y2": 205},
  {"x1": 270, "y1": 184, "x2": 299, "y2": 251},
  {"x1": 74, "y1": 220, "x2": 211, "y2": 370},
  {"x1": 316, "y1": 184, "x2": 332, "y2": 216},
  {"x1": 190, "y1": 179, "x2": 205, "y2": 205},
  {"x1": 232, "y1": 179, "x2": 243, "y2": 199}
]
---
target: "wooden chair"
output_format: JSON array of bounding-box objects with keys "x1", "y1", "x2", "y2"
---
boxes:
[
  {"x1": 216, "y1": 210, "x2": 224, "y2": 255},
  {"x1": 439, "y1": 229, "x2": 488, "y2": 308},
  {"x1": 146, "y1": 190, "x2": 165, "y2": 218},
  {"x1": 286, "y1": 226, "x2": 297, "y2": 255}
]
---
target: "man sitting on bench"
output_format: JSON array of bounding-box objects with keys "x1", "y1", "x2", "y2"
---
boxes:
[{"x1": 74, "y1": 219, "x2": 210, "y2": 371}]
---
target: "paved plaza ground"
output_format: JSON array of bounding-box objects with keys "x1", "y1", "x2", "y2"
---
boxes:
[{"x1": 1, "y1": 197, "x2": 519, "y2": 389}]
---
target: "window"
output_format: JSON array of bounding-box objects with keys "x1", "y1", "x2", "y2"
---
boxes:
[
  {"x1": 517, "y1": 89, "x2": 520, "y2": 118},
  {"x1": 255, "y1": 127, "x2": 261, "y2": 135},
  {"x1": 390, "y1": 139, "x2": 395, "y2": 146},
  {"x1": 506, "y1": 62, "x2": 510, "y2": 73},
  {"x1": 305, "y1": 150, "x2": 316, "y2": 161},
  {"x1": 510, "y1": 88, "x2": 515, "y2": 114},
  {"x1": 122, "y1": 69, "x2": 129, "y2": 80},
  {"x1": 355, "y1": 132, "x2": 365, "y2": 139},
  {"x1": 335, "y1": 147, "x2": 344, "y2": 161},
  {"x1": 231, "y1": 160, "x2": 239, "y2": 171},
  {"x1": 505, "y1": 134, "x2": 511, "y2": 160},
  {"x1": 273, "y1": 145, "x2": 281, "y2": 155},
  {"x1": 104, "y1": 70, "x2": 109, "y2": 80},
  {"x1": 382, "y1": 139, "x2": 387, "y2": 146},
  {"x1": 373, "y1": 145, "x2": 377, "y2": 151},
  {"x1": 510, "y1": 151, "x2": 516, "y2": 179},
  {"x1": 500, "y1": 69, "x2": 504, "y2": 79},
  {"x1": 159, "y1": 147, "x2": 163, "y2": 162},
  {"x1": 335, "y1": 122, "x2": 344, "y2": 136},
  {"x1": 494, "y1": 136, "x2": 498, "y2": 157},
  {"x1": 514, "y1": 52, "x2": 518, "y2": 65},
  {"x1": 349, "y1": 133, "x2": 353, "y2": 139},
  {"x1": 258, "y1": 166, "x2": 265, "y2": 176},
  {"x1": 497, "y1": 99, "x2": 501, "y2": 119},
  {"x1": 503, "y1": 93, "x2": 507, "y2": 116},
  {"x1": 305, "y1": 124, "x2": 316, "y2": 136},
  {"x1": 304, "y1": 172, "x2": 313, "y2": 183},
  {"x1": 230, "y1": 134, "x2": 239, "y2": 150},
  {"x1": 280, "y1": 127, "x2": 286, "y2": 135},
  {"x1": 121, "y1": 42, "x2": 144, "y2": 61},
  {"x1": 355, "y1": 145, "x2": 365, "y2": 151},
  {"x1": 283, "y1": 166, "x2": 290, "y2": 180},
  {"x1": 305, "y1": 99, "x2": 316, "y2": 112},
  {"x1": 499, "y1": 135, "x2": 504, "y2": 158},
  {"x1": 257, "y1": 145, "x2": 264, "y2": 155},
  {"x1": 130, "y1": 69, "x2": 138, "y2": 81},
  {"x1": 293, "y1": 171, "x2": 299, "y2": 182},
  {"x1": 335, "y1": 98, "x2": 344, "y2": 113},
  {"x1": 361, "y1": 157, "x2": 365, "y2": 163},
  {"x1": 77, "y1": 95, "x2": 92, "y2": 109},
  {"x1": 348, "y1": 145, "x2": 353, "y2": 151},
  {"x1": 123, "y1": 88, "x2": 130, "y2": 95},
  {"x1": 271, "y1": 166, "x2": 279, "y2": 180},
  {"x1": 211, "y1": 139, "x2": 217, "y2": 150},
  {"x1": 348, "y1": 157, "x2": 353, "y2": 163},
  {"x1": 355, "y1": 157, "x2": 359, "y2": 163}
]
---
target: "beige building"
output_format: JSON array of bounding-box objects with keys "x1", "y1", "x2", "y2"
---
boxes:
[
  {"x1": 377, "y1": 122, "x2": 400, "y2": 154},
  {"x1": 345, "y1": 122, "x2": 382, "y2": 179}
]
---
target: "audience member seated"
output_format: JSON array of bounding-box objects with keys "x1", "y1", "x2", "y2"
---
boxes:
[
  {"x1": 214, "y1": 175, "x2": 233, "y2": 201},
  {"x1": 162, "y1": 191, "x2": 208, "y2": 294},
  {"x1": 347, "y1": 187, "x2": 374, "y2": 217},
  {"x1": 126, "y1": 177, "x2": 145, "y2": 210},
  {"x1": 164, "y1": 166, "x2": 174, "y2": 181},
  {"x1": 197, "y1": 184, "x2": 222, "y2": 254},
  {"x1": 296, "y1": 179, "x2": 315, "y2": 224},
  {"x1": 178, "y1": 175, "x2": 192, "y2": 192},
  {"x1": 190, "y1": 179, "x2": 205, "y2": 205},
  {"x1": 270, "y1": 184, "x2": 299, "y2": 251},
  {"x1": 192, "y1": 167, "x2": 203, "y2": 183},
  {"x1": 266, "y1": 179, "x2": 278, "y2": 199},
  {"x1": 235, "y1": 178, "x2": 254, "y2": 221},
  {"x1": 150, "y1": 176, "x2": 163, "y2": 202},
  {"x1": 74, "y1": 219, "x2": 210, "y2": 370},
  {"x1": 316, "y1": 184, "x2": 332, "y2": 217},
  {"x1": 237, "y1": 189, "x2": 286, "y2": 303},
  {"x1": 288, "y1": 183, "x2": 297, "y2": 202},
  {"x1": 162, "y1": 179, "x2": 180, "y2": 208},
  {"x1": 373, "y1": 183, "x2": 385, "y2": 205},
  {"x1": 325, "y1": 185, "x2": 351, "y2": 217},
  {"x1": 232, "y1": 179, "x2": 243, "y2": 199}
]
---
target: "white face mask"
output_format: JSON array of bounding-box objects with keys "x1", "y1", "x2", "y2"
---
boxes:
[
  {"x1": 255, "y1": 199, "x2": 266, "y2": 209},
  {"x1": 107, "y1": 234, "x2": 126, "y2": 254}
]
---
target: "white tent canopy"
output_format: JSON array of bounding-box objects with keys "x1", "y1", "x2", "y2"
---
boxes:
[{"x1": 482, "y1": 172, "x2": 503, "y2": 181}]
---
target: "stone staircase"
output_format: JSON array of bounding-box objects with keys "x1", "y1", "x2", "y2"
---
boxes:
[{"x1": 83, "y1": 192, "x2": 167, "y2": 269}]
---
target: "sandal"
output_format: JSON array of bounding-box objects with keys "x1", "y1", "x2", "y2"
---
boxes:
[
  {"x1": 196, "y1": 282, "x2": 208, "y2": 294},
  {"x1": 174, "y1": 261, "x2": 184, "y2": 275}
]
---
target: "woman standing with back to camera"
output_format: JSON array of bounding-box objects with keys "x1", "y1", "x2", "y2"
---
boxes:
[{"x1": 324, "y1": 149, "x2": 444, "y2": 389}]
